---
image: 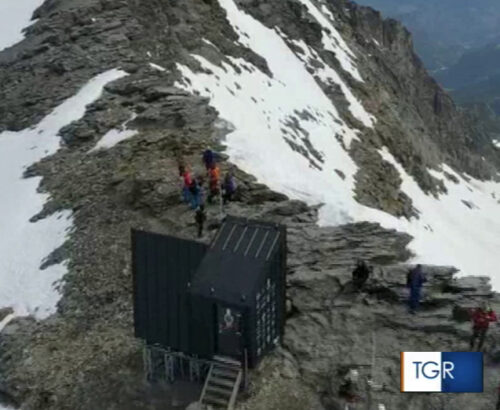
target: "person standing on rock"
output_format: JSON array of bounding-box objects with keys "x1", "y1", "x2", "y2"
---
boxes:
[
  {"x1": 222, "y1": 170, "x2": 236, "y2": 204},
  {"x1": 189, "y1": 178, "x2": 202, "y2": 209},
  {"x1": 407, "y1": 264, "x2": 426, "y2": 314},
  {"x1": 338, "y1": 369, "x2": 362, "y2": 409},
  {"x1": 352, "y1": 260, "x2": 372, "y2": 291},
  {"x1": 469, "y1": 301, "x2": 497, "y2": 351},
  {"x1": 202, "y1": 147, "x2": 215, "y2": 170},
  {"x1": 179, "y1": 164, "x2": 193, "y2": 204},
  {"x1": 195, "y1": 204, "x2": 207, "y2": 238},
  {"x1": 207, "y1": 163, "x2": 221, "y2": 204}
]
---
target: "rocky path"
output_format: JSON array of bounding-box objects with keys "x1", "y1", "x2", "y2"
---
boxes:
[{"x1": 240, "y1": 219, "x2": 500, "y2": 410}]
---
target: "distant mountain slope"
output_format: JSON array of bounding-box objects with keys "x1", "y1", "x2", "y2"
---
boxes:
[
  {"x1": 353, "y1": 0, "x2": 500, "y2": 71},
  {"x1": 433, "y1": 43, "x2": 500, "y2": 114},
  {"x1": 354, "y1": 0, "x2": 500, "y2": 141},
  {"x1": 436, "y1": 43, "x2": 500, "y2": 89}
]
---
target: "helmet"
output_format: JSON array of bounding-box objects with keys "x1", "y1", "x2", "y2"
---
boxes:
[{"x1": 347, "y1": 369, "x2": 359, "y2": 382}]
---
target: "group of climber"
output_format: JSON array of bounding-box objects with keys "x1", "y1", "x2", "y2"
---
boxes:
[
  {"x1": 351, "y1": 262, "x2": 430, "y2": 315},
  {"x1": 351, "y1": 261, "x2": 498, "y2": 352},
  {"x1": 178, "y1": 148, "x2": 237, "y2": 238},
  {"x1": 346, "y1": 261, "x2": 499, "y2": 409},
  {"x1": 405, "y1": 265, "x2": 498, "y2": 352}
]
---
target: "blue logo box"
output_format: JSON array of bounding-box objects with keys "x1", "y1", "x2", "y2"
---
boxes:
[
  {"x1": 441, "y1": 352, "x2": 483, "y2": 393},
  {"x1": 401, "y1": 352, "x2": 483, "y2": 393}
]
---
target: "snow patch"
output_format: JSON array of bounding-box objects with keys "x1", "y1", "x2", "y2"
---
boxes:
[
  {"x1": 297, "y1": 0, "x2": 363, "y2": 82},
  {"x1": 0, "y1": 0, "x2": 45, "y2": 51},
  {"x1": 321, "y1": 4, "x2": 335, "y2": 21},
  {"x1": 377, "y1": 148, "x2": 500, "y2": 289},
  {"x1": 0, "y1": 313, "x2": 15, "y2": 333},
  {"x1": 149, "y1": 63, "x2": 167, "y2": 72},
  {"x1": 202, "y1": 38, "x2": 221, "y2": 51},
  {"x1": 0, "y1": 69, "x2": 128, "y2": 325},
  {"x1": 90, "y1": 115, "x2": 138, "y2": 151},
  {"x1": 493, "y1": 139, "x2": 500, "y2": 148},
  {"x1": 286, "y1": 36, "x2": 374, "y2": 128}
]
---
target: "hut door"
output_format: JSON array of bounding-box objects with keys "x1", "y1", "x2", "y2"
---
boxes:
[{"x1": 216, "y1": 305, "x2": 242, "y2": 358}]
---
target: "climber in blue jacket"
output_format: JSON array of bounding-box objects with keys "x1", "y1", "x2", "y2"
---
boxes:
[
  {"x1": 407, "y1": 264, "x2": 426, "y2": 314},
  {"x1": 202, "y1": 148, "x2": 215, "y2": 170}
]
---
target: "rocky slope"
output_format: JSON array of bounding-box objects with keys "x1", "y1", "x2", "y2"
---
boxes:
[{"x1": 1, "y1": 0, "x2": 500, "y2": 409}]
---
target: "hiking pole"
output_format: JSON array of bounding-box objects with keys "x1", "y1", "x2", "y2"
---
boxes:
[
  {"x1": 367, "y1": 331, "x2": 376, "y2": 410},
  {"x1": 371, "y1": 331, "x2": 376, "y2": 381},
  {"x1": 219, "y1": 182, "x2": 224, "y2": 221}
]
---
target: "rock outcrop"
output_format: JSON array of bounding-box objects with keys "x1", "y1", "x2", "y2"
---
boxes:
[{"x1": 244, "y1": 262, "x2": 500, "y2": 410}]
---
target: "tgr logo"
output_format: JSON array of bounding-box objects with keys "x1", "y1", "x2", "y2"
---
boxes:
[
  {"x1": 401, "y1": 352, "x2": 483, "y2": 392},
  {"x1": 412, "y1": 360, "x2": 454, "y2": 380}
]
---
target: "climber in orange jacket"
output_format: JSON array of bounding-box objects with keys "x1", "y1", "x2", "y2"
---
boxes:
[{"x1": 207, "y1": 163, "x2": 220, "y2": 204}]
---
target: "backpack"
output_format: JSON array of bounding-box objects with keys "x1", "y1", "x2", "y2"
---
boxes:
[{"x1": 224, "y1": 175, "x2": 236, "y2": 192}]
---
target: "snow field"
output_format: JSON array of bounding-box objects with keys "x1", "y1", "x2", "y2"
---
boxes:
[
  {"x1": 285, "y1": 35, "x2": 375, "y2": 128},
  {"x1": 0, "y1": 69, "x2": 128, "y2": 326},
  {"x1": 377, "y1": 149, "x2": 500, "y2": 288},
  {"x1": 0, "y1": 0, "x2": 45, "y2": 51}
]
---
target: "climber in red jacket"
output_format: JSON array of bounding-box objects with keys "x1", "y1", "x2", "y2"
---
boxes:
[
  {"x1": 179, "y1": 164, "x2": 193, "y2": 204},
  {"x1": 469, "y1": 302, "x2": 497, "y2": 351}
]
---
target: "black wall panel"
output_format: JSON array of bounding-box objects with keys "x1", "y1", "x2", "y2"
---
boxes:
[
  {"x1": 190, "y1": 295, "x2": 215, "y2": 358},
  {"x1": 132, "y1": 229, "x2": 207, "y2": 351}
]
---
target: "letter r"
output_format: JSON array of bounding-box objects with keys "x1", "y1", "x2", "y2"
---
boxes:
[{"x1": 443, "y1": 361, "x2": 454, "y2": 379}]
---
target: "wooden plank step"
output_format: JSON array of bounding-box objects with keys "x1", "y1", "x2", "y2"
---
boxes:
[
  {"x1": 203, "y1": 394, "x2": 229, "y2": 407},
  {"x1": 206, "y1": 384, "x2": 232, "y2": 397},
  {"x1": 210, "y1": 376, "x2": 237, "y2": 388},
  {"x1": 213, "y1": 356, "x2": 242, "y2": 367},
  {"x1": 212, "y1": 367, "x2": 239, "y2": 379}
]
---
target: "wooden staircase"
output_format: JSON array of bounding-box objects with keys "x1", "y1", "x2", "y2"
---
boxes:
[{"x1": 200, "y1": 356, "x2": 242, "y2": 410}]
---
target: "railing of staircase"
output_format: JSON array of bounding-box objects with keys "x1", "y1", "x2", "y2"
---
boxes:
[{"x1": 243, "y1": 349, "x2": 249, "y2": 391}]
